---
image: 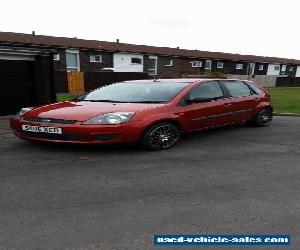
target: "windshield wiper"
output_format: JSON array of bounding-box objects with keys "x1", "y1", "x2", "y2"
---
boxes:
[
  {"x1": 81, "y1": 100, "x2": 128, "y2": 103},
  {"x1": 130, "y1": 101, "x2": 166, "y2": 103}
]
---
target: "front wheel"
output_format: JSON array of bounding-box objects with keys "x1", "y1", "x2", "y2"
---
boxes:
[
  {"x1": 252, "y1": 108, "x2": 273, "y2": 127},
  {"x1": 140, "y1": 122, "x2": 180, "y2": 150}
]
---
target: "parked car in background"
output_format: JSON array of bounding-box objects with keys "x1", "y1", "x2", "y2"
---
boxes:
[{"x1": 10, "y1": 79, "x2": 273, "y2": 150}]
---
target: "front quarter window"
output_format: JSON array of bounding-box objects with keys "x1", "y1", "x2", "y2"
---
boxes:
[{"x1": 188, "y1": 81, "x2": 224, "y2": 100}]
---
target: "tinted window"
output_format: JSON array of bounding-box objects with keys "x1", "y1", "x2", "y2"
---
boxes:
[
  {"x1": 189, "y1": 81, "x2": 224, "y2": 100},
  {"x1": 222, "y1": 81, "x2": 252, "y2": 97},
  {"x1": 77, "y1": 82, "x2": 190, "y2": 103},
  {"x1": 245, "y1": 81, "x2": 263, "y2": 95}
]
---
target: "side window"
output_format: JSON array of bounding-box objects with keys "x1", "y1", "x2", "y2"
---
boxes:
[
  {"x1": 222, "y1": 81, "x2": 252, "y2": 97},
  {"x1": 189, "y1": 81, "x2": 224, "y2": 100},
  {"x1": 245, "y1": 81, "x2": 263, "y2": 95}
]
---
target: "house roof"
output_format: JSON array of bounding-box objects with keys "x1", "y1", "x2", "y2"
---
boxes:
[{"x1": 1, "y1": 31, "x2": 300, "y2": 65}]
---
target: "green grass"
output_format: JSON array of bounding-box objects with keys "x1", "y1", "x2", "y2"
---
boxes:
[
  {"x1": 56, "y1": 93, "x2": 81, "y2": 102},
  {"x1": 56, "y1": 87, "x2": 300, "y2": 114},
  {"x1": 267, "y1": 87, "x2": 300, "y2": 114}
]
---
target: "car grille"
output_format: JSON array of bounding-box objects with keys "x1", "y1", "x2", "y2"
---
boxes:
[
  {"x1": 23, "y1": 117, "x2": 77, "y2": 125},
  {"x1": 19, "y1": 131, "x2": 84, "y2": 141}
]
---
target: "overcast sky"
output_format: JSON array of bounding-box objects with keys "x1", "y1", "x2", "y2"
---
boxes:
[{"x1": 1, "y1": 0, "x2": 300, "y2": 59}]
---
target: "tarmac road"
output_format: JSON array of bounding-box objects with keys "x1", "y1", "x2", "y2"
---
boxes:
[{"x1": 0, "y1": 116, "x2": 299, "y2": 250}]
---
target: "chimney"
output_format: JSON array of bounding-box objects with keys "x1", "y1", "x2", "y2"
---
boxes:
[
  {"x1": 116, "y1": 39, "x2": 120, "y2": 44},
  {"x1": 32, "y1": 31, "x2": 35, "y2": 36},
  {"x1": 176, "y1": 46, "x2": 180, "y2": 50}
]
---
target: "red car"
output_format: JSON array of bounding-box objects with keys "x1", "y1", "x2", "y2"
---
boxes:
[{"x1": 10, "y1": 79, "x2": 273, "y2": 150}]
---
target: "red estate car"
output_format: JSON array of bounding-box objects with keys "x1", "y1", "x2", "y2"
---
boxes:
[{"x1": 10, "y1": 79, "x2": 273, "y2": 150}]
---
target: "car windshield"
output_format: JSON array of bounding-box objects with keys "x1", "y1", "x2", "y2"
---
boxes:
[{"x1": 76, "y1": 81, "x2": 190, "y2": 103}]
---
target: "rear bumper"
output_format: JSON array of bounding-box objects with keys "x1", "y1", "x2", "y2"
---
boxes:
[{"x1": 10, "y1": 117, "x2": 143, "y2": 145}]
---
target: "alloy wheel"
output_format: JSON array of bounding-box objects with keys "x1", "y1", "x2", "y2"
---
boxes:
[
  {"x1": 258, "y1": 109, "x2": 273, "y2": 126},
  {"x1": 148, "y1": 124, "x2": 180, "y2": 150}
]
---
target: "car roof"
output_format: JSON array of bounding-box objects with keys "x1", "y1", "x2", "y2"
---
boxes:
[{"x1": 124, "y1": 78, "x2": 246, "y2": 84}]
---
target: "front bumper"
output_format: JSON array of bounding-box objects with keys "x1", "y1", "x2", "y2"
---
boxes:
[{"x1": 10, "y1": 117, "x2": 142, "y2": 144}]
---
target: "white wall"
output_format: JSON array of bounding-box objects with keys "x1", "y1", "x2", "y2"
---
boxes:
[
  {"x1": 267, "y1": 64, "x2": 280, "y2": 76},
  {"x1": 296, "y1": 66, "x2": 300, "y2": 77},
  {"x1": 113, "y1": 53, "x2": 143, "y2": 72}
]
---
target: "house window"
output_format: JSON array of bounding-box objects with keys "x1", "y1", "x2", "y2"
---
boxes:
[
  {"x1": 259, "y1": 65, "x2": 264, "y2": 71},
  {"x1": 289, "y1": 67, "x2": 293, "y2": 72},
  {"x1": 131, "y1": 57, "x2": 142, "y2": 64},
  {"x1": 274, "y1": 65, "x2": 280, "y2": 71},
  {"x1": 281, "y1": 65, "x2": 286, "y2": 72},
  {"x1": 90, "y1": 55, "x2": 102, "y2": 63},
  {"x1": 205, "y1": 60, "x2": 212, "y2": 70},
  {"x1": 148, "y1": 56, "x2": 158, "y2": 75},
  {"x1": 66, "y1": 49, "x2": 80, "y2": 71},
  {"x1": 217, "y1": 62, "x2": 223, "y2": 69},
  {"x1": 164, "y1": 58, "x2": 173, "y2": 66},
  {"x1": 236, "y1": 63, "x2": 243, "y2": 70},
  {"x1": 53, "y1": 53, "x2": 60, "y2": 61},
  {"x1": 191, "y1": 61, "x2": 202, "y2": 67}
]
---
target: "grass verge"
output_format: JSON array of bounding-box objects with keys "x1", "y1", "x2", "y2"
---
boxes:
[
  {"x1": 268, "y1": 87, "x2": 300, "y2": 114},
  {"x1": 56, "y1": 93, "x2": 81, "y2": 102}
]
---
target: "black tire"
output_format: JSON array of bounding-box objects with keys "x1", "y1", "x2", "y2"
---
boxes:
[
  {"x1": 140, "y1": 122, "x2": 180, "y2": 150},
  {"x1": 252, "y1": 108, "x2": 273, "y2": 127}
]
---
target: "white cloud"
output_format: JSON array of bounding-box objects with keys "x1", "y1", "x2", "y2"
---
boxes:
[{"x1": 1, "y1": 0, "x2": 300, "y2": 59}]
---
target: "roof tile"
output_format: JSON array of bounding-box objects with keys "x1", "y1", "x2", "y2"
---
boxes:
[{"x1": 1, "y1": 32, "x2": 299, "y2": 64}]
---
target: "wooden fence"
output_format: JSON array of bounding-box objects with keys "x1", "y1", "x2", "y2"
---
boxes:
[
  {"x1": 227, "y1": 75, "x2": 277, "y2": 87},
  {"x1": 54, "y1": 71, "x2": 148, "y2": 93},
  {"x1": 67, "y1": 72, "x2": 85, "y2": 93}
]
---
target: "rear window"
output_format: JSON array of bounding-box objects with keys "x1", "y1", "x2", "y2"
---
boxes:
[{"x1": 222, "y1": 81, "x2": 252, "y2": 97}]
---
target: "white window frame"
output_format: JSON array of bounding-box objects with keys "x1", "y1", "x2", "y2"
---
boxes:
[
  {"x1": 281, "y1": 65, "x2": 286, "y2": 72},
  {"x1": 289, "y1": 67, "x2": 293, "y2": 72},
  {"x1": 66, "y1": 49, "x2": 80, "y2": 72},
  {"x1": 191, "y1": 61, "x2": 202, "y2": 68},
  {"x1": 164, "y1": 58, "x2": 173, "y2": 67},
  {"x1": 148, "y1": 55, "x2": 158, "y2": 75},
  {"x1": 259, "y1": 65, "x2": 264, "y2": 71},
  {"x1": 274, "y1": 65, "x2": 280, "y2": 71},
  {"x1": 205, "y1": 60, "x2": 212, "y2": 70},
  {"x1": 236, "y1": 63, "x2": 243, "y2": 70},
  {"x1": 90, "y1": 54, "x2": 102, "y2": 63},
  {"x1": 217, "y1": 61, "x2": 223, "y2": 69},
  {"x1": 131, "y1": 57, "x2": 142, "y2": 65},
  {"x1": 53, "y1": 53, "x2": 60, "y2": 61}
]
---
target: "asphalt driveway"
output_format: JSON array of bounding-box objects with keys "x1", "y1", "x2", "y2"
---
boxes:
[{"x1": 0, "y1": 116, "x2": 299, "y2": 250}]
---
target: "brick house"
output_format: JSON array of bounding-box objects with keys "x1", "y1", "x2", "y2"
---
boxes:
[
  {"x1": 1, "y1": 31, "x2": 300, "y2": 78},
  {"x1": 1, "y1": 31, "x2": 300, "y2": 114}
]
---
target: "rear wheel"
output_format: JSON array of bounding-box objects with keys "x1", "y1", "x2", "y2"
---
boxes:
[
  {"x1": 252, "y1": 108, "x2": 273, "y2": 127},
  {"x1": 140, "y1": 122, "x2": 180, "y2": 150}
]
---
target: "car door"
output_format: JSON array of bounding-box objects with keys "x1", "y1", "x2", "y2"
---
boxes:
[
  {"x1": 220, "y1": 80, "x2": 259, "y2": 122},
  {"x1": 178, "y1": 81, "x2": 235, "y2": 132}
]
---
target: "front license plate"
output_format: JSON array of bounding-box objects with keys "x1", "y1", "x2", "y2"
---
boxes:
[{"x1": 22, "y1": 125, "x2": 62, "y2": 134}]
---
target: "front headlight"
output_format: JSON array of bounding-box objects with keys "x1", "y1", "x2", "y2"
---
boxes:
[
  {"x1": 15, "y1": 107, "x2": 34, "y2": 116},
  {"x1": 83, "y1": 112, "x2": 135, "y2": 125}
]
